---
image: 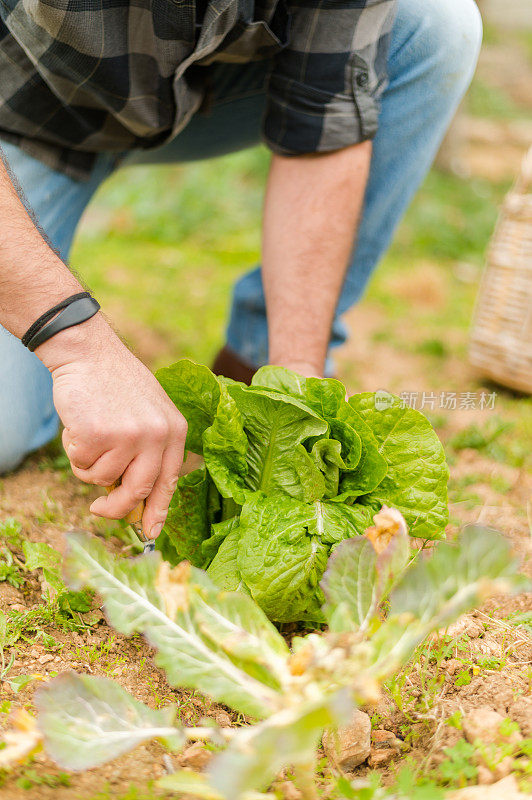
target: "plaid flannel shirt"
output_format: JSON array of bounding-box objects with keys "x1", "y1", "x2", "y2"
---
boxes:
[{"x1": 0, "y1": 0, "x2": 396, "y2": 180}]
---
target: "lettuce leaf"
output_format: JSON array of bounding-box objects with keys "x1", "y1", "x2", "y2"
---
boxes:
[
  {"x1": 156, "y1": 467, "x2": 218, "y2": 567},
  {"x1": 349, "y1": 394, "x2": 449, "y2": 539},
  {"x1": 156, "y1": 359, "x2": 220, "y2": 454},
  {"x1": 252, "y1": 368, "x2": 387, "y2": 498},
  {"x1": 225, "y1": 384, "x2": 327, "y2": 502}
]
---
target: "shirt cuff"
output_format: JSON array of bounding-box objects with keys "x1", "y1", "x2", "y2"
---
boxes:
[{"x1": 262, "y1": 65, "x2": 381, "y2": 155}]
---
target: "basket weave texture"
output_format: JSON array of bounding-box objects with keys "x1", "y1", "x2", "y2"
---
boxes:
[{"x1": 469, "y1": 146, "x2": 532, "y2": 394}]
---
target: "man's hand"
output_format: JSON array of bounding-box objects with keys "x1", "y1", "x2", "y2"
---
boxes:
[{"x1": 38, "y1": 314, "x2": 187, "y2": 539}]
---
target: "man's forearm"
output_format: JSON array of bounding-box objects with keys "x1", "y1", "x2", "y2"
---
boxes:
[
  {"x1": 0, "y1": 150, "x2": 187, "y2": 535},
  {"x1": 0, "y1": 152, "x2": 83, "y2": 341},
  {"x1": 262, "y1": 142, "x2": 371, "y2": 376}
]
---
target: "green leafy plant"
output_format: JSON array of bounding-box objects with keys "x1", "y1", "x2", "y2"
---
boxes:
[
  {"x1": 155, "y1": 361, "x2": 449, "y2": 621},
  {"x1": 0, "y1": 547, "x2": 23, "y2": 588},
  {"x1": 22, "y1": 541, "x2": 93, "y2": 615},
  {"x1": 23, "y1": 519, "x2": 526, "y2": 799},
  {"x1": 437, "y1": 739, "x2": 478, "y2": 786}
]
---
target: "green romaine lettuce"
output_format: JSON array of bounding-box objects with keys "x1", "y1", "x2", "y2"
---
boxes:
[{"x1": 155, "y1": 360, "x2": 449, "y2": 621}]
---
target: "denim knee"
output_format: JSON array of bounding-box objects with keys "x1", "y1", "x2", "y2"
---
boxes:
[
  {"x1": 0, "y1": 408, "x2": 58, "y2": 474},
  {"x1": 408, "y1": 0, "x2": 483, "y2": 86},
  {"x1": 0, "y1": 329, "x2": 59, "y2": 475},
  {"x1": 0, "y1": 439, "x2": 31, "y2": 474}
]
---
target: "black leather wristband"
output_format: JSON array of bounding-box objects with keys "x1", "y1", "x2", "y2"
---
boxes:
[
  {"x1": 21, "y1": 291, "x2": 91, "y2": 347},
  {"x1": 26, "y1": 296, "x2": 101, "y2": 352}
]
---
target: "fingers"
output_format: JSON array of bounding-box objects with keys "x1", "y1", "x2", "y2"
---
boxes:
[
  {"x1": 63, "y1": 427, "x2": 106, "y2": 470},
  {"x1": 70, "y1": 449, "x2": 133, "y2": 487},
  {"x1": 142, "y1": 436, "x2": 186, "y2": 538},
  {"x1": 89, "y1": 450, "x2": 163, "y2": 520}
]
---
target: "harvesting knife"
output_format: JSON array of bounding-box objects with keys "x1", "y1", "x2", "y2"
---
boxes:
[{"x1": 106, "y1": 482, "x2": 155, "y2": 553}]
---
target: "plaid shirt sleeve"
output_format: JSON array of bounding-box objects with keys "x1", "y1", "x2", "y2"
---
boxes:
[{"x1": 262, "y1": 0, "x2": 396, "y2": 155}]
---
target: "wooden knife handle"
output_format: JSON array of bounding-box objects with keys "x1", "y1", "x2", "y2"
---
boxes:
[{"x1": 106, "y1": 481, "x2": 145, "y2": 527}]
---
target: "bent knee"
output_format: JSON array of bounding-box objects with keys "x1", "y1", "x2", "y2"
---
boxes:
[
  {"x1": 398, "y1": 0, "x2": 483, "y2": 82},
  {"x1": 0, "y1": 439, "x2": 30, "y2": 474},
  {"x1": 0, "y1": 411, "x2": 59, "y2": 475}
]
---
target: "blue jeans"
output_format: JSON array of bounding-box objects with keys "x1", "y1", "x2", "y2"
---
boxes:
[{"x1": 0, "y1": 0, "x2": 482, "y2": 472}]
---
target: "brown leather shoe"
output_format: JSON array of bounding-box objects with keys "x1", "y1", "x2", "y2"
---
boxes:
[{"x1": 212, "y1": 345, "x2": 256, "y2": 385}]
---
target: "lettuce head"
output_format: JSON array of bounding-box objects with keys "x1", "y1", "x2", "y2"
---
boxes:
[{"x1": 155, "y1": 360, "x2": 449, "y2": 622}]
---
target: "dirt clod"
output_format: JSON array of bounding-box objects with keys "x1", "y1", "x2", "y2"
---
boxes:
[
  {"x1": 444, "y1": 658, "x2": 462, "y2": 675},
  {"x1": 276, "y1": 780, "x2": 303, "y2": 800},
  {"x1": 179, "y1": 742, "x2": 213, "y2": 770},
  {"x1": 445, "y1": 616, "x2": 484, "y2": 640},
  {"x1": 214, "y1": 710, "x2": 232, "y2": 727},
  {"x1": 508, "y1": 696, "x2": 532, "y2": 738},
  {"x1": 446, "y1": 774, "x2": 527, "y2": 799},
  {"x1": 463, "y1": 707, "x2": 522, "y2": 746},
  {"x1": 368, "y1": 748, "x2": 397, "y2": 768}
]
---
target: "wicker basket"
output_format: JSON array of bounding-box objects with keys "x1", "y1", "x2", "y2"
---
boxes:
[{"x1": 469, "y1": 146, "x2": 532, "y2": 394}]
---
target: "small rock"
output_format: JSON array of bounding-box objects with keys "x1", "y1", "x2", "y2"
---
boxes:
[
  {"x1": 0, "y1": 584, "x2": 23, "y2": 605},
  {"x1": 367, "y1": 729, "x2": 402, "y2": 768},
  {"x1": 371, "y1": 729, "x2": 402, "y2": 749},
  {"x1": 446, "y1": 616, "x2": 483, "y2": 640},
  {"x1": 276, "y1": 781, "x2": 302, "y2": 800},
  {"x1": 368, "y1": 749, "x2": 397, "y2": 768},
  {"x1": 492, "y1": 755, "x2": 514, "y2": 781},
  {"x1": 463, "y1": 707, "x2": 522, "y2": 746},
  {"x1": 446, "y1": 775, "x2": 527, "y2": 799},
  {"x1": 9, "y1": 603, "x2": 26, "y2": 612},
  {"x1": 214, "y1": 711, "x2": 232, "y2": 727},
  {"x1": 322, "y1": 710, "x2": 371, "y2": 770},
  {"x1": 38, "y1": 654, "x2": 54, "y2": 665},
  {"x1": 444, "y1": 658, "x2": 462, "y2": 676},
  {"x1": 180, "y1": 742, "x2": 213, "y2": 770}
]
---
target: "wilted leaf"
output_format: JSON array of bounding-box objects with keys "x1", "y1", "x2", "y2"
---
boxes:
[
  {"x1": 35, "y1": 673, "x2": 182, "y2": 770},
  {"x1": 320, "y1": 537, "x2": 378, "y2": 632},
  {"x1": 0, "y1": 709, "x2": 42, "y2": 768},
  {"x1": 391, "y1": 525, "x2": 526, "y2": 627},
  {"x1": 370, "y1": 526, "x2": 528, "y2": 676},
  {"x1": 64, "y1": 533, "x2": 282, "y2": 717},
  {"x1": 366, "y1": 506, "x2": 411, "y2": 595}
]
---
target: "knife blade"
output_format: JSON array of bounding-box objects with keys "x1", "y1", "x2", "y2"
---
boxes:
[{"x1": 106, "y1": 482, "x2": 155, "y2": 553}]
